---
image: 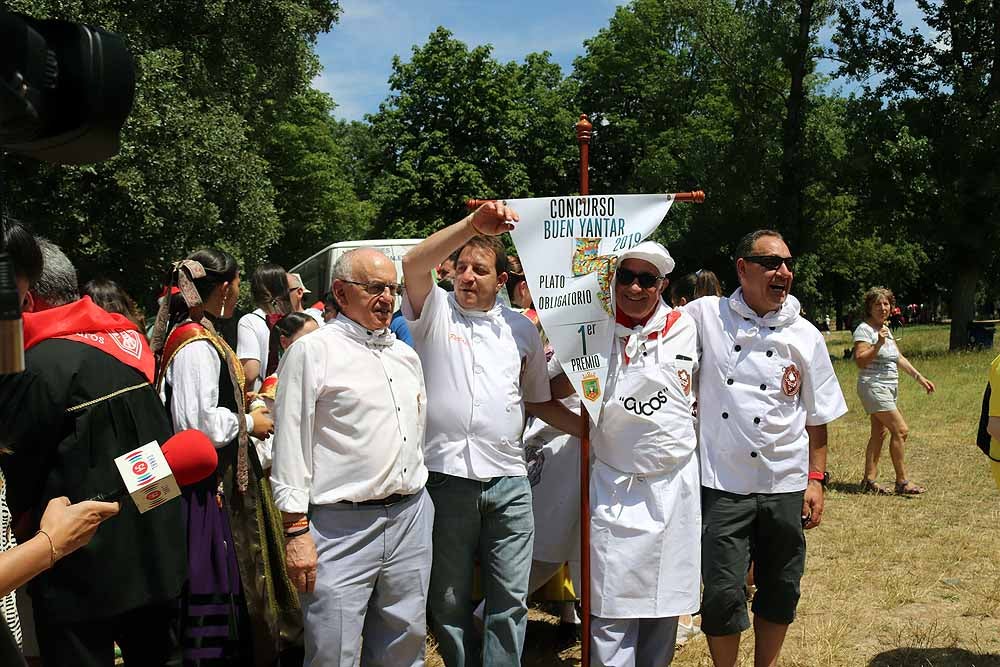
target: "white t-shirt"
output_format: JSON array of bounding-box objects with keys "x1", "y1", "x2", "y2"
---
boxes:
[
  {"x1": 852, "y1": 321, "x2": 898, "y2": 383},
  {"x1": 404, "y1": 285, "x2": 551, "y2": 479},
  {"x1": 236, "y1": 308, "x2": 270, "y2": 391},
  {"x1": 684, "y1": 290, "x2": 848, "y2": 494}
]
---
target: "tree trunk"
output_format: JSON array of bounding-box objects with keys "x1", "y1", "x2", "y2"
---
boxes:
[
  {"x1": 777, "y1": 0, "x2": 813, "y2": 243},
  {"x1": 948, "y1": 260, "x2": 981, "y2": 350}
]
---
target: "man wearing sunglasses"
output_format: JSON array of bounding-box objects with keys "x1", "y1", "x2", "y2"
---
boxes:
[
  {"x1": 683, "y1": 230, "x2": 847, "y2": 667},
  {"x1": 401, "y1": 202, "x2": 580, "y2": 667},
  {"x1": 271, "y1": 248, "x2": 433, "y2": 667},
  {"x1": 551, "y1": 240, "x2": 701, "y2": 667}
]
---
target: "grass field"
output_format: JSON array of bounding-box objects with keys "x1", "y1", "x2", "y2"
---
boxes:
[{"x1": 431, "y1": 324, "x2": 1000, "y2": 666}]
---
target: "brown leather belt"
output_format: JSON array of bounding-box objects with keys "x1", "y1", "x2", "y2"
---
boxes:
[{"x1": 338, "y1": 492, "x2": 413, "y2": 507}]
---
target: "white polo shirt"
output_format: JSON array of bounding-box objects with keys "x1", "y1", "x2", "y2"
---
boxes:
[
  {"x1": 404, "y1": 285, "x2": 551, "y2": 480},
  {"x1": 684, "y1": 290, "x2": 847, "y2": 494},
  {"x1": 269, "y1": 314, "x2": 428, "y2": 512}
]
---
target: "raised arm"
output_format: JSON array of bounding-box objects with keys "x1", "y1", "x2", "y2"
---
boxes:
[
  {"x1": 402, "y1": 202, "x2": 519, "y2": 318},
  {"x1": 853, "y1": 323, "x2": 888, "y2": 369}
]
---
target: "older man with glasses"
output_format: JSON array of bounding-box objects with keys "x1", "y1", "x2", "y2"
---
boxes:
[
  {"x1": 271, "y1": 248, "x2": 433, "y2": 667},
  {"x1": 682, "y1": 229, "x2": 847, "y2": 667}
]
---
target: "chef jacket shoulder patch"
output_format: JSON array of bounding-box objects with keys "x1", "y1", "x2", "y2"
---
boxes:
[
  {"x1": 677, "y1": 368, "x2": 691, "y2": 396},
  {"x1": 782, "y1": 363, "x2": 801, "y2": 397}
]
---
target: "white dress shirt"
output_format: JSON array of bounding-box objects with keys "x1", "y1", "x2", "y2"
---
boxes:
[
  {"x1": 270, "y1": 314, "x2": 428, "y2": 513},
  {"x1": 684, "y1": 290, "x2": 847, "y2": 494},
  {"x1": 161, "y1": 339, "x2": 254, "y2": 448},
  {"x1": 403, "y1": 285, "x2": 551, "y2": 480}
]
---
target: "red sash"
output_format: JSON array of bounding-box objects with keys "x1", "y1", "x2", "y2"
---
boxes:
[{"x1": 23, "y1": 297, "x2": 155, "y2": 383}]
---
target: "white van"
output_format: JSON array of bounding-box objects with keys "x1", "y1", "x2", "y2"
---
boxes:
[{"x1": 290, "y1": 239, "x2": 423, "y2": 297}]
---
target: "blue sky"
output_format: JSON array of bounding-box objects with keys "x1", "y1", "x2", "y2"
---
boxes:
[
  {"x1": 312, "y1": 0, "x2": 928, "y2": 122},
  {"x1": 312, "y1": 0, "x2": 623, "y2": 121}
]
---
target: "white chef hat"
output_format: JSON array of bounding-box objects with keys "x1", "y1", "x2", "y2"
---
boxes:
[{"x1": 618, "y1": 241, "x2": 675, "y2": 277}]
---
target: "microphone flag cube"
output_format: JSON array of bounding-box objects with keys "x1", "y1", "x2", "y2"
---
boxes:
[{"x1": 113, "y1": 441, "x2": 182, "y2": 513}]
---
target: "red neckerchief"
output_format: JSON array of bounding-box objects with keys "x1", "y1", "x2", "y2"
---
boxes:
[
  {"x1": 616, "y1": 306, "x2": 683, "y2": 364},
  {"x1": 23, "y1": 297, "x2": 155, "y2": 383}
]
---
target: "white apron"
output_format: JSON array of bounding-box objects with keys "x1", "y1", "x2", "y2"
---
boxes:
[{"x1": 590, "y1": 305, "x2": 702, "y2": 618}]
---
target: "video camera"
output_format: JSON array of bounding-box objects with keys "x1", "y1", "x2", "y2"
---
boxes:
[{"x1": 0, "y1": 9, "x2": 136, "y2": 373}]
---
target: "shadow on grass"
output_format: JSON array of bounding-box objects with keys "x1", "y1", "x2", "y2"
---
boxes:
[
  {"x1": 521, "y1": 617, "x2": 580, "y2": 666},
  {"x1": 827, "y1": 480, "x2": 925, "y2": 499},
  {"x1": 869, "y1": 647, "x2": 1000, "y2": 666}
]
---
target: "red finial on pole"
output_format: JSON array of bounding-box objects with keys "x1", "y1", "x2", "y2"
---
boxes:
[{"x1": 576, "y1": 114, "x2": 592, "y2": 196}]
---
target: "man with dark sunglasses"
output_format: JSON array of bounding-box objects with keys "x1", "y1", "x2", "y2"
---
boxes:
[
  {"x1": 682, "y1": 229, "x2": 847, "y2": 667},
  {"x1": 555, "y1": 240, "x2": 701, "y2": 666}
]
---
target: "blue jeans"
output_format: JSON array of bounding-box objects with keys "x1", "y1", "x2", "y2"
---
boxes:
[{"x1": 426, "y1": 473, "x2": 534, "y2": 667}]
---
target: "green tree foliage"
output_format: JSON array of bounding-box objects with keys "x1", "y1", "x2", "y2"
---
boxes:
[
  {"x1": 264, "y1": 89, "x2": 375, "y2": 270},
  {"x1": 368, "y1": 27, "x2": 578, "y2": 239},
  {"x1": 2, "y1": 0, "x2": 341, "y2": 307},
  {"x1": 835, "y1": 0, "x2": 1000, "y2": 348}
]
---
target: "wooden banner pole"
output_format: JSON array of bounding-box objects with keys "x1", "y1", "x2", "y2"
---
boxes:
[{"x1": 574, "y1": 113, "x2": 593, "y2": 667}]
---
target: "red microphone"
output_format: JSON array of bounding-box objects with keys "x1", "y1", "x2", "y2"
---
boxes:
[
  {"x1": 90, "y1": 430, "x2": 217, "y2": 502},
  {"x1": 161, "y1": 429, "x2": 218, "y2": 487}
]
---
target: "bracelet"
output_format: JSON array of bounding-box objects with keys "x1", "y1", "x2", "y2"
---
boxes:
[
  {"x1": 35, "y1": 529, "x2": 56, "y2": 569},
  {"x1": 467, "y1": 215, "x2": 486, "y2": 236},
  {"x1": 283, "y1": 518, "x2": 308, "y2": 530},
  {"x1": 285, "y1": 526, "x2": 310, "y2": 539},
  {"x1": 808, "y1": 471, "x2": 827, "y2": 487}
]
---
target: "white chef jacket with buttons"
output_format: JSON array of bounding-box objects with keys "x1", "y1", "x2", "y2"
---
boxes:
[
  {"x1": 590, "y1": 301, "x2": 701, "y2": 619},
  {"x1": 403, "y1": 285, "x2": 551, "y2": 480},
  {"x1": 684, "y1": 289, "x2": 847, "y2": 495},
  {"x1": 269, "y1": 314, "x2": 428, "y2": 513}
]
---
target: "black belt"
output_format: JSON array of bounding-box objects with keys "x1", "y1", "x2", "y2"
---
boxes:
[{"x1": 338, "y1": 492, "x2": 414, "y2": 507}]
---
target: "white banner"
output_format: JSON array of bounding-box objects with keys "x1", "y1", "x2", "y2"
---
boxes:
[{"x1": 508, "y1": 194, "x2": 675, "y2": 423}]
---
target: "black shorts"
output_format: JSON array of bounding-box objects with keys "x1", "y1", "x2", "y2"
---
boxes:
[{"x1": 700, "y1": 486, "x2": 806, "y2": 636}]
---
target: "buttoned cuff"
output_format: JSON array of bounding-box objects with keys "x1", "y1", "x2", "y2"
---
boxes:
[{"x1": 270, "y1": 480, "x2": 310, "y2": 513}]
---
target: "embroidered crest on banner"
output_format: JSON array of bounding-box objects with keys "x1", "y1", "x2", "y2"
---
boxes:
[
  {"x1": 582, "y1": 372, "x2": 601, "y2": 401},
  {"x1": 677, "y1": 369, "x2": 691, "y2": 396},
  {"x1": 110, "y1": 330, "x2": 143, "y2": 361},
  {"x1": 782, "y1": 363, "x2": 801, "y2": 396}
]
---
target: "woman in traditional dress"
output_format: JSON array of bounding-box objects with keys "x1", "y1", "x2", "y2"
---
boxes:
[{"x1": 152, "y1": 249, "x2": 301, "y2": 666}]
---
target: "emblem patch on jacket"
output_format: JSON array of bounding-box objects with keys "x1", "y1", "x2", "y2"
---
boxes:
[
  {"x1": 782, "y1": 364, "x2": 801, "y2": 396},
  {"x1": 109, "y1": 330, "x2": 143, "y2": 360},
  {"x1": 582, "y1": 371, "x2": 601, "y2": 401},
  {"x1": 677, "y1": 369, "x2": 691, "y2": 396}
]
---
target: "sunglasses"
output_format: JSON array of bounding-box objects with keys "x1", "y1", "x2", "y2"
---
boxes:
[
  {"x1": 616, "y1": 267, "x2": 661, "y2": 289},
  {"x1": 742, "y1": 255, "x2": 795, "y2": 271},
  {"x1": 342, "y1": 280, "x2": 404, "y2": 297}
]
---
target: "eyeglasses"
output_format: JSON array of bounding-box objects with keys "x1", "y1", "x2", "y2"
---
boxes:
[
  {"x1": 342, "y1": 280, "x2": 404, "y2": 297},
  {"x1": 616, "y1": 267, "x2": 661, "y2": 289},
  {"x1": 742, "y1": 255, "x2": 794, "y2": 271}
]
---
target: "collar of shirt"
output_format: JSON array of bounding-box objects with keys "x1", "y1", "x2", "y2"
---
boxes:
[
  {"x1": 728, "y1": 287, "x2": 800, "y2": 329},
  {"x1": 449, "y1": 292, "x2": 503, "y2": 320},
  {"x1": 331, "y1": 313, "x2": 396, "y2": 347},
  {"x1": 614, "y1": 301, "x2": 679, "y2": 363}
]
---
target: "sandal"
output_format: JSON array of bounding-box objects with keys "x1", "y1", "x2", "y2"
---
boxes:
[
  {"x1": 860, "y1": 478, "x2": 891, "y2": 495},
  {"x1": 894, "y1": 480, "x2": 925, "y2": 495}
]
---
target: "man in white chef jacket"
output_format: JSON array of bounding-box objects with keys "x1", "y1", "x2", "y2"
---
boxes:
[
  {"x1": 683, "y1": 230, "x2": 847, "y2": 667},
  {"x1": 555, "y1": 241, "x2": 701, "y2": 667},
  {"x1": 401, "y1": 202, "x2": 580, "y2": 666},
  {"x1": 271, "y1": 248, "x2": 433, "y2": 667}
]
